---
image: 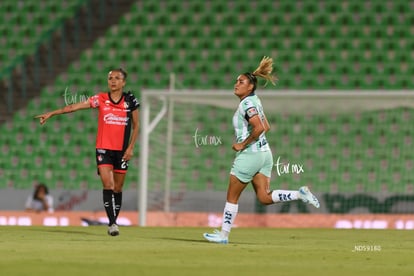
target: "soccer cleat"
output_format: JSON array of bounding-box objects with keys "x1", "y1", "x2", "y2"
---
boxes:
[
  {"x1": 203, "y1": 229, "x2": 228, "y2": 244},
  {"x1": 299, "y1": 186, "x2": 320, "y2": 208},
  {"x1": 107, "y1": 224, "x2": 120, "y2": 236}
]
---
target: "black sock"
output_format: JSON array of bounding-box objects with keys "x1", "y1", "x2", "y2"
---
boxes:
[
  {"x1": 114, "y1": 192, "x2": 122, "y2": 221},
  {"x1": 103, "y1": 189, "x2": 116, "y2": 226}
]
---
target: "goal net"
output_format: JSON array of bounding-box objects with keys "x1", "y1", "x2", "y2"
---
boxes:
[{"x1": 138, "y1": 89, "x2": 414, "y2": 226}]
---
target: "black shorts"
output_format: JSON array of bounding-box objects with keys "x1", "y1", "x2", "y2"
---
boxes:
[{"x1": 96, "y1": 149, "x2": 129, "y2": 174}]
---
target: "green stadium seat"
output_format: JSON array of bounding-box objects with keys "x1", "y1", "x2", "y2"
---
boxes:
[{"x1": 2, "y1": 0, "x2": 413, "y2": 193}]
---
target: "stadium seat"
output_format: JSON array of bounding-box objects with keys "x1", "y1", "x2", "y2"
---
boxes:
[{"x1": 2, "y1": 0, "x2": 413, "y2": 193}]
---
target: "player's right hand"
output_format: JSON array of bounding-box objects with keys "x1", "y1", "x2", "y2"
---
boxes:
[{"x1": 35, "y1": 113, "x2": 51, "y2": 125}]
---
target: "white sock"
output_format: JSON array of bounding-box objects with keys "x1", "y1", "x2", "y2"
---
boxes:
[
  {"x1": 220, "y1": 202, "x2": 238, "y2": 237},
  {"x1": 271, "y1": 190, "x2": 299, "y2": 203}
]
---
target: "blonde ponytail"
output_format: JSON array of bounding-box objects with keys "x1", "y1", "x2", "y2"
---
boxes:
[{"x1": 252, "y1": 56, "x2": 277, "y2": 86}]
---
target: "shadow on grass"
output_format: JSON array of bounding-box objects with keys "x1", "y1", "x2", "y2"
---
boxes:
[
  {"x1": 26, "y1": 227, "x2": 103, "y2": 236},
  {"x1": 158, "y1": 237, "x2": 206, "y2": 243},
  {"x1": 158, "y1": 236, "x2": 254, "y2": 245}
]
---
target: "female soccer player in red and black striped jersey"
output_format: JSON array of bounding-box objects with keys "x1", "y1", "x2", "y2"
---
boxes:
[{"x1": 35, "y1": 68, "x2": 139, "y2": 236}]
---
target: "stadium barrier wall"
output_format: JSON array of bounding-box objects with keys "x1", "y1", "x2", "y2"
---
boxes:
[
  {"x1": 1, "y1": 211, "x2": 414, "y2": 230},
  {"x1": 3, "y1": 189, "x2": 414, "y2": 214}
]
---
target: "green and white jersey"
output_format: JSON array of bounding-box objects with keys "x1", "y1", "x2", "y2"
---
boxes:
[{"x1": 232, "y1": 93, "x2": 270, "y2": 153}]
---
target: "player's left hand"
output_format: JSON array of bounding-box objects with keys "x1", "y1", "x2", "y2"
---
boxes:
[{"x1": 122, "y1": 148, "x2": 133, "y2": 161}]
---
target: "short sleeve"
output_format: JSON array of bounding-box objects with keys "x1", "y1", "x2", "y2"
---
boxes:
[
  {"x1": 89, "y1": 94, "x2": 100, "y2": 108},
  {"x1": 242, "y1": 99, "x2": 258, "y2": 120},
  {"x1": 125, "y1": 91, "x2": 140, "y2": 111}
]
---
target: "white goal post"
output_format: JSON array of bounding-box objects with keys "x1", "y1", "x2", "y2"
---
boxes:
[{"x1": 138, "y1": 89, "x2": 414, "y2": 226}]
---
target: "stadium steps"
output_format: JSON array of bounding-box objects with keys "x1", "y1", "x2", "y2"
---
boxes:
[
  {"x1": 2, "y1": 0, "x2": 414, "y2": 193},
  {"x1": 0, "y1": 0, "x2": 137, "y2": 124}
]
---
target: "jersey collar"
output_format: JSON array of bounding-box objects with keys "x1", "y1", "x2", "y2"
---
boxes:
[{"x1": 108, "y1": 92, "x2": 124, "y2": 104}]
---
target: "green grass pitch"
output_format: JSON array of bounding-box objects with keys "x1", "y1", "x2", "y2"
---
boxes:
[{"x1": 0, "y1": 226, "x2": 413, "y2": 276}]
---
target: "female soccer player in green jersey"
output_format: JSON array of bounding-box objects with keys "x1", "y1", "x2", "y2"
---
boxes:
[{"x1": 203, "y1": 57, "x2": 320, "y2": 244}]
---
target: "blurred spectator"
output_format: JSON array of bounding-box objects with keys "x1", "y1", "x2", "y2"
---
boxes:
[{"x1": 25, "y1": 183, "x2": 54, "y2": 213}]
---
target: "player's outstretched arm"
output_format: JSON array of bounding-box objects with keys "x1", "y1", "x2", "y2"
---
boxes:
[{"x1": 35, "y1": 100, "x2": 91, "y2": 125}]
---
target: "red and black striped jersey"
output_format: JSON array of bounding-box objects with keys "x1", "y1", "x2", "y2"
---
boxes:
[{"x1": 89, "y1": 92, "x2": 139, "y2": 151}]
